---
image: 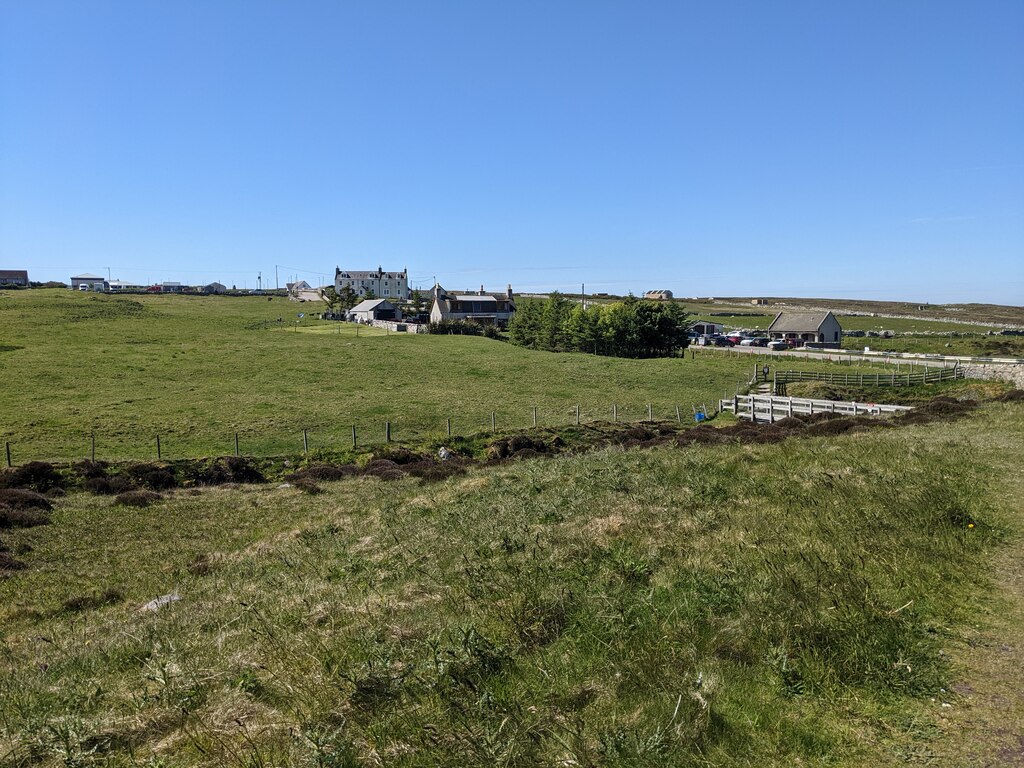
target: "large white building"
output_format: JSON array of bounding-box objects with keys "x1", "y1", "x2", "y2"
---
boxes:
[{"x1": 334, "y1": 266, "x2": 409, "y2": 300}]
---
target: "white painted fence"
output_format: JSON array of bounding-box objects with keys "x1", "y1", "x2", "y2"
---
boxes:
[{"x1": 719, "y1": 394, "x2": 912, "y2": 423}]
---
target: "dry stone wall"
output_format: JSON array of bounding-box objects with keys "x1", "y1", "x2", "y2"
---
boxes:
[{"x1": 961, "y1": 363, "x2": 1024, "y2": 389}]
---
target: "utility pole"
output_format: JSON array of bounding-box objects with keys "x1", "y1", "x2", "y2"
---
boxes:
[
  {"x1": 582, "y1": 282, "x2": 585, "y2": 310},
  {"x1": 275, "y1": 265, "x2": 279, "y2": 290},
  {"x1": 257, "y1": 272, "x2": 262, "y2": 292}
]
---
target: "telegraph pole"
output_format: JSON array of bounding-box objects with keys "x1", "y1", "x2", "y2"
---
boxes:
[{"x1": 275, "y1": 265, "x2": 279, "y2": 290}]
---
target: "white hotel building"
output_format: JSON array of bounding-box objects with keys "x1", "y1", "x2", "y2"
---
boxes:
[{"x1": 333, "y1": 266, "x2": 409, "y2": 300}]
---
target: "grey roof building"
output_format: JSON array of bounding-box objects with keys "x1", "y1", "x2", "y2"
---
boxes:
[
  {"x1": 767, "y1": 311, "x2": 842, "y2": 348},
  {"x1": 334, "y1": 266, "x2": 409, "y2": 300},
  {"x1": 0, "y1": 270, "x2": 29, "y2": 286},
  {"x1": 71, "y1": 273, "x2": 108, "y2": 290},
  {"x1": 429, "y1": 283, "x2": 516, "y2": 326},
  {"x1": 348, "y1": 298, "x2": 401, "y2": 323}
]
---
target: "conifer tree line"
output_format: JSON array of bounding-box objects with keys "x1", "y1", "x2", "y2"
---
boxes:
[{"x1": 508, "y1": 293, "x2": 691, "y2": 358}]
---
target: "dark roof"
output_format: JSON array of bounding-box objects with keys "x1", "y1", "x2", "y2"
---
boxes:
[{"x1": 0, "y1": 270, "x2": 28, "y2": 279}]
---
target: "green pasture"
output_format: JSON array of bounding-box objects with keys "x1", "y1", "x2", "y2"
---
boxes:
[{"x1": 1, "y1": 290, "x2": 909, "y2": 463}]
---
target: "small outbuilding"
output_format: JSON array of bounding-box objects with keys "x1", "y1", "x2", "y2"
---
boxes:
[
  {"x1": 644, "y1": 289, "x2": 674, "y2": 300},
  {"x1": 691, "y1": 321, "x2": 725, "y2": 336},
  {"x1": 203, "y1": 282, "x2": 228, "y2": 294},
  {"x1": 71, "y1": 273, "x2": 108, "y2": 291},
  {"x1": 348, "y1": 299, "x2": 401, "y2": 323},
  {"x1": 767, "y1": 311, "x2": 842, "y2": 348},
  {"x1": 0, "y1": 270, "x2": 29, "y2": 287}
]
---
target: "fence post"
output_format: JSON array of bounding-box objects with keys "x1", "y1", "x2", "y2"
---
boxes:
[
  {"x1": 352, "y1": 425, "x2": 357, "y2": 449},
  {"x1": 675, "y1": 405, "x2": 681, "y2": 423},
  {"x1": 156, "y1": 435, "x2": 161, "y2": 461},
  {"x1": 91, "y1": 431, "x2": 96, "y2": 461},
  {"x1": 446, "y1": 418, "x2": 452, "y2": 437},
  {"x1": 491, "y1": 412, "x2": 496, "y2": 432},
  {"x1": 4, "y1": 442, "x2": 10, "y2": 468},
  {"x1": 235, "y1": 432, "x2": 240, "y2": 457},
  {"x1": 852, "y1": 401, "x2": 859, "y2": 416},
  {"x1": 769, "y1": 398, "x2": 775, "y2": 423},
  {"x1": 647, "y1": 403, "x2": 653, "y2": 421},
  {"x1": 303, "y1": 429, "x2": 309, "y2": 453},
  {"x1": 612, "y1": 404, "x2": 617, "y2": 422},
  {"x1": 532, "y1": 407, "x2": 538, "y2": 428},
  {"x1": 575, "y1": 405, "x2": 580, "y2": 425},
  {"x1": 733, "y1": 394, "x2": 739, "y2": 414},
  {"x1": 385, "y1": 422, "x2": 391, "y2": 442},
  {"x1": 750, "y1": 395, "x2": 757, "y2": 424}
]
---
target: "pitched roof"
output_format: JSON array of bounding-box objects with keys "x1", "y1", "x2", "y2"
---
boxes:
[
  {"x1": 350, "y1": 299, "x2": 391, "y2": 312},
  {"x1": 767, "y1": 311, "x2": 836, "y2": 333},
  {"x1": 452, "y1": 294, "x2": 499, "y2": 302},
  {"x1": 0, "y1": 270, "x2": 28, "y2": 279},
  {"x1": 72, "y1": 273, "x2": 105, "y2": 279}
]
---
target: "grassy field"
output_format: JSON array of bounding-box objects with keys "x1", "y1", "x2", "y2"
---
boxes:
[
  {"x1": 1, "y1": 290, "x2": 905, "y2": 463},
  {"x1": 1, "y1": 400, "x2": 1021, "y2": 766}
]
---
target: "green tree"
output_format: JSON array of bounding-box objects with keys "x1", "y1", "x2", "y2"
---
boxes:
[
  {"x1": 337, "y1": 285, "x2": 358, "y2": 312},
  {"x1": 507, "y1": 298, "x2": 543, "y2": 348},
  {"x1": 363, "y1": 288, "x2": 377, "y2": 301},
  {"x1": 321, "y1": 286, "x2": 340, "y2": 313},
  {"x1": 409, "y1": 289, "x2": 425, "y2": 316}
]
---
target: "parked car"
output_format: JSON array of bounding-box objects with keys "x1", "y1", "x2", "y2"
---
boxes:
[
  {"x1": 767, "y1": 340, "x2": 788, "y2": 351},
  {"x1": 709, "y1": 335, "x2": 734, "y2": 347}
]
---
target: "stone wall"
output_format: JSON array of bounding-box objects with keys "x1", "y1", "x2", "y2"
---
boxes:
[{"x1": 961, "y1": 363, "x2": 1024, "y2": 389}]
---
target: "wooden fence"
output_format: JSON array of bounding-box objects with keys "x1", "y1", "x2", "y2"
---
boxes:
[
  {"x1": 719, "y1": 394, "x2": 912, "y2": 423},
  {"x1": 772, "y1": 365, "x2": 962, "y2": 394}
]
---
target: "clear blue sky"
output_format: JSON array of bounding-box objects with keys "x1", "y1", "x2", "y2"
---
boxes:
[{"x1": 2, "y1": 1, "x2": 1022, "y2": 303}]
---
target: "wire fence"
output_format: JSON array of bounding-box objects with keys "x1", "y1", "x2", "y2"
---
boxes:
[{"x1": 2, "y1": 400, "x2": 724, "y2": 467}]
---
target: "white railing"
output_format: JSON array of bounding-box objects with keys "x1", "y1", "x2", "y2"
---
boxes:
[{"x1": 719, "y1": 394, "x2": 912, "y2": 423}]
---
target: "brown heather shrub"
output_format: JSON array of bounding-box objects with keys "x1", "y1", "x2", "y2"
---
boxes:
[
  {"x1": 84, "y1": 475, "x2": 134, "y2": 495},
  {"x1": 114, "y1": 490, "x2": 162, "y2": 508},
  {"x1": 192, "y1": 456, "x2": 265, "y2": 485},
  {"x1": 291, "y1": 477, "x2": 323, "y2": 494},
  {"x1": 0, "y1": 461, "x2": 62, "y2": 492},
  {"x1": 994, "y1": 389, "x2": 1024, "y2": 403},
  {"x1": 0, "y1": 488, "x2": 53, "y2": 512},
  {"x1": 72, "y1": 459, "x2": 109, "y2": 479},
  {"x1": 0, "y1": 504, "x2": 50, "y2": 529},
  {"x1": 362, "y1": 459, "x2": 400, "y2": 477},
  {"x1": 286, "y1": 463, "x2": 359, "y2": 483},
  {"x1": 0, "y1": 539, "x2": 26, "y2": 572}
]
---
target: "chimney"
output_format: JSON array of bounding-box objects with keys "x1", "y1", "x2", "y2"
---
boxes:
[
  {"x1": 507, "y1": 284, "x2": 513, "y2": 300},
  {"x1": 479, "y1": 284, "x2": 485, "y2": 296}
]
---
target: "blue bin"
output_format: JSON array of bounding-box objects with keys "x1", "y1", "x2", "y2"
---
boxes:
[{"x1": 695, "y1": 412, "x2": 706, "y2": 422}]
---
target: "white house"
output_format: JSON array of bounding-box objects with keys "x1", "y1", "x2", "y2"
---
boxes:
[
  {"x1": 334, "y1": 266, "x2": 409, "y2": 300},
  {"x1": 429, "y1": 284, "x2": 516, "y2": 326},
  {"x1": 767, "y1": 311, "x2": 843, "y2": 348}
]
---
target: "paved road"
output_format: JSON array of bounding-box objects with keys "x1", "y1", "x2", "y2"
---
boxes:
[{"x1": 690, "y1": 345, "x2": 1021, "y2": 367}]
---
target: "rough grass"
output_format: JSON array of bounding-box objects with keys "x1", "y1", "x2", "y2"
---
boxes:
[{"x1": 0, "y1": 402, "x2": 1020, "y2": 766}]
